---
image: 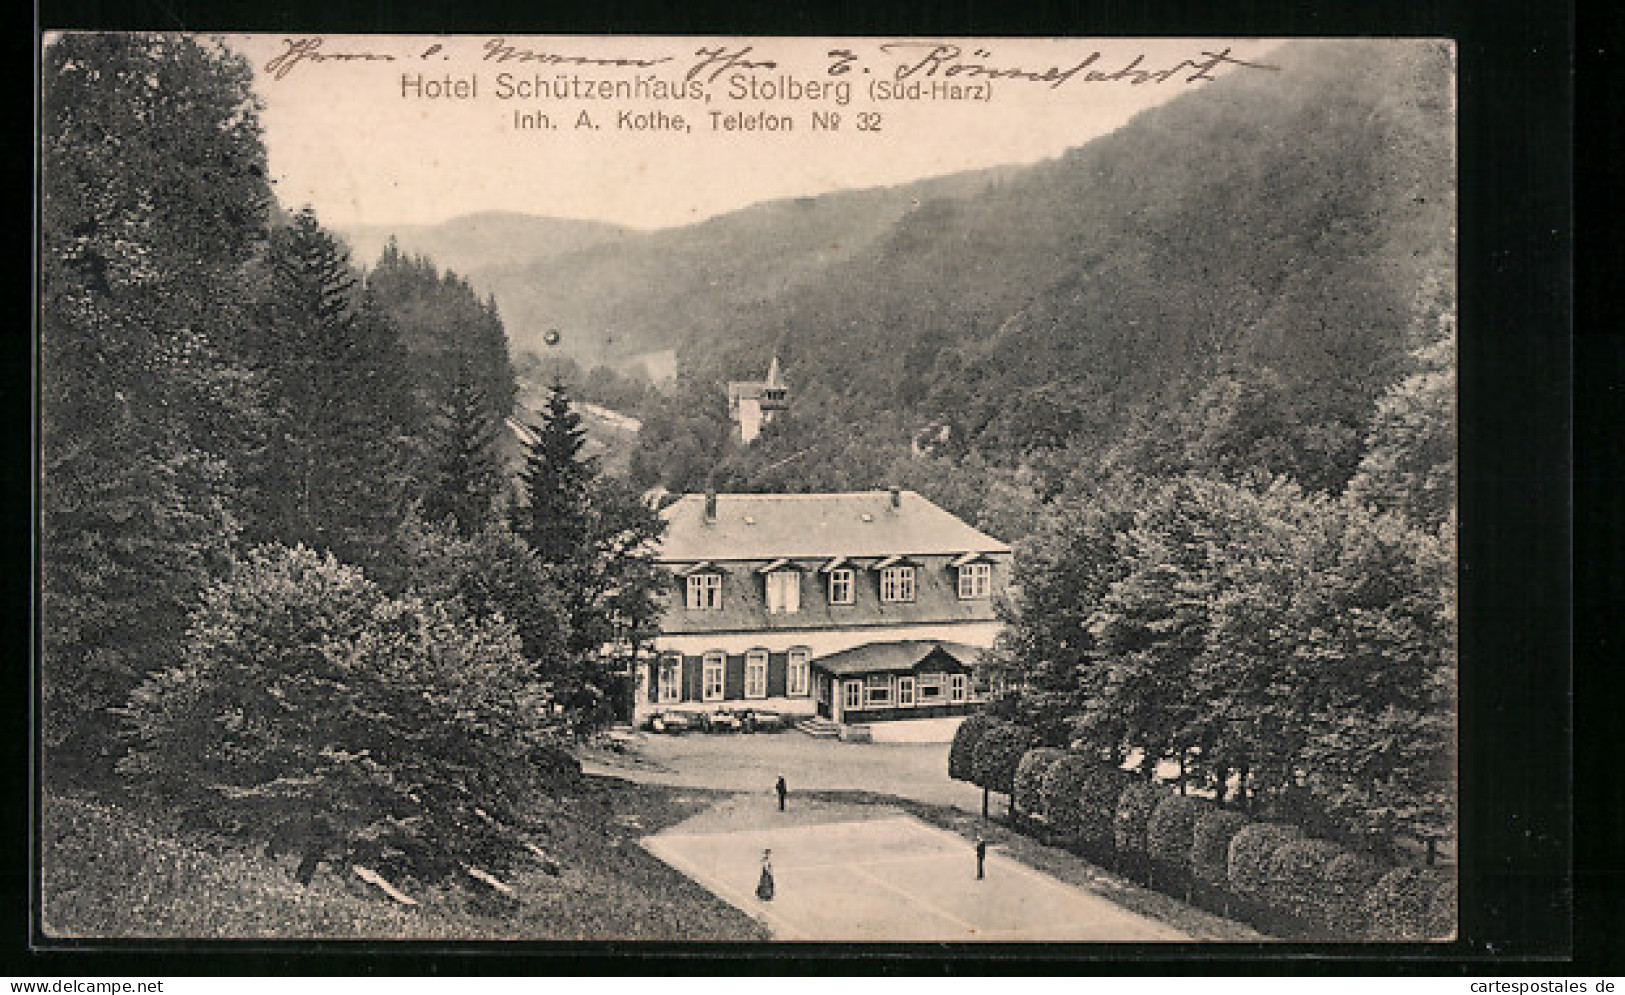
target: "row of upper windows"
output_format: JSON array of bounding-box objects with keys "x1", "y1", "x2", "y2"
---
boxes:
[
  {"x1": 683, "y1": 562, "x2": 992, "y2": 612},
  {"x1": 656, "y1": 649, "x2": 811, "y2": 703}
]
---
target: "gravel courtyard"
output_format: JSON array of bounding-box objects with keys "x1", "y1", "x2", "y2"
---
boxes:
[{"x1": 582, "y1": 729, "x2": 988, "y2": 812}]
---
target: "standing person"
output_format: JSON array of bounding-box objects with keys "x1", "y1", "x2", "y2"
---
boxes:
[
  {"x1": 775, "y1": 775, "x2": 788, "y2": 812},
  {"x1": 756, "y1": 848, "x2": 775, "y2": 901},
  {"x1": 975, "y1": 835, "x2": 988, "y2": 880}
]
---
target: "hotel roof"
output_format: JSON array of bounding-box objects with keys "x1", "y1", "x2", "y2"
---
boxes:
[{"x1": 657, "y1": 490, "x2": 1010, "y2": 563}]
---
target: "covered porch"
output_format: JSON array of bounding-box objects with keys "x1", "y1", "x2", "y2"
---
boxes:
[{"x1": 813, "y1": 640, "x2": 987, "y2": 725}]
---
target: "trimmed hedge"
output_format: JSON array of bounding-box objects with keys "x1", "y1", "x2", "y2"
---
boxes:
[
  {"x1": 1264, "y1": 838, "x2": 1346, "y2": 923},
  {"x1": 1321, "y1": 849, "x2": 1389, "y2": 936},
  {"x1": 1365, "y1": 867, "x2": 1451, "y2": 940},
  {"x1": 1425, "y1": 874, "x2": 1457, "y2": 940},
  {"x1": 1038, "y1": 754, "x2": 1096, "y2": 839},
  {"x1": 1191, "y1": 809, "x2": 1252, "y2": 887},
  {"x1": 1227, "y1": 821, "x2": 1304, "y2": 897},
  {"x1": 1113, "y1": 780, "x2": 1172, "y2": 856},
  {"x1": 1146, "y1": 794, "x2": 1212, "y2": 872},
  {"x1": 1077, "y1": 764, "x2": 1135, "y2": 849},
  {"x1": 970, "y1": 722, "x2": 1040, "y2": 796},
  {"x1": 1013, "y1": 747, "x2": 1065, "y2": 822},
  {"x1": 948, "y1": 714, "x2": 994, "y2": 782}
]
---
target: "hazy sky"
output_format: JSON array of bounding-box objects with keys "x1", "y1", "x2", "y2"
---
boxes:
[{"x1": 228, "y1": 35, "x2": 1285, "y2": 231}]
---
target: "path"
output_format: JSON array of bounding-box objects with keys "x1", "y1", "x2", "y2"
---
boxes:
[{"x1": 642, "y1": 796, "x2": 1189, "y2": 942}]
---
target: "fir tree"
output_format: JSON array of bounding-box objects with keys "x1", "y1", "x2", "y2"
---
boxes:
[
  {"x1": 39, "y1": 34, "x2": 270, "y2": 782},
  {"x1": 247, "y1": 208, "x2": 416, "y2": 571},
  {"x1": 514, "y1": 382, "x2": 665, "y2": 721},
  {"x1": 419, "y1": 353, "x2": 507, "y2": 535},
  {"x1": 517, "y1": 380, "x2": 594, "y2": 566}
]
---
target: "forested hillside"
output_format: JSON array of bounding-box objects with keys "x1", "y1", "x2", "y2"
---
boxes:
[
  {"x1": 41, "y1": 35, "x2": 667, "y2": 907},
  {"x1": 343, "y1": 167, "x2": 1019, "y2": 367},
  {"x1": 631, "y1": 39, "x2": 1454, "y2": 516}
]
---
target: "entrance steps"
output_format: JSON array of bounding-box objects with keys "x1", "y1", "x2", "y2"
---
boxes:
[{"x1": 794, "y1": 716, "x2": 841, "y2": 739}]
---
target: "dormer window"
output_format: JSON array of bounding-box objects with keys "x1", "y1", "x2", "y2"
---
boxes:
[
  {"x1": 957, "y1": 562, "x2": 992, "y2": 599},
  {"x1": 880, "y1": 565, "x2": 916, "y2": 603},
  {"x1": 685, "y1": 571, "x2": 722, "y2": 610},
  {"x1": 828, "y1": 568, "x2": 855, "y2": 605},
  {"x1": 765, "y1": 569, "x2": 801, "y2": 614}
]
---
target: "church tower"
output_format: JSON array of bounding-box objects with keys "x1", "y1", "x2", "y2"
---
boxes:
[{"x1": 727, "y1": 356, "x2": 789, "y2": 444}]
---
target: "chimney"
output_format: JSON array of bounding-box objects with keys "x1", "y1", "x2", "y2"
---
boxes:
[
  {"x1": 704, "y1": 491, "x2": 718, "y2": 522},
  {"x1": 889, "y1": 487, "x2": 901, "y2": 510}
]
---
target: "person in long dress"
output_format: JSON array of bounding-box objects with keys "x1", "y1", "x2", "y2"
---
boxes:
[{"x1": 756, "y1": 848, "x2": 775, "y2": 901}]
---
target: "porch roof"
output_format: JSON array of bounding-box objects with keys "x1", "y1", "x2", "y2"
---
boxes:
[{"x1": 812, "y1": 640, "x2": 983, "y2": 677}]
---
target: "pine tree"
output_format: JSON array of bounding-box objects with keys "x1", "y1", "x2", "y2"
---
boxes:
[
  {"x1": 419, "y1": 353, "x2": 507, "y2": 535},
  {"x1": 514, "y1": 382, "x2": 665, "y2": 721},
  {"x1": 517, "y1": 380, "x2": 594, "y2": 565},
  {"x1": 247, "y1": 208, "x2": 416, "y2": 571},
  {"x1": 364, "y1": 246, "x2": 517, "y2": 536}
]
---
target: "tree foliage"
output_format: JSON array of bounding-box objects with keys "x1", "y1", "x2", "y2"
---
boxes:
[
  {"x1": 391, "y1": 517, "x2": 572, "y2": 674},
  {"x1": 1146, "y1": 794, "x2": 1212, "y2": 871},
  {"x1": 367, "y1": 245, "x2": 516, "y2": 533},
  {"x1": 1227, "y1": 822, "x2": 1305, "y2": 898},
  {"x1": 40, "y1": 33, "x2": 270, "y2": 781},
  {"x1": 1036, "y1": 754, "x2": 1094, "y2": 840},
  {"x1": 1263, "y1": 838, "x2": 1347, "y2": 922},
  {"x1": 1012, "y1": 747, "x2": 1065, "y2": 823},
  {"x1": 969, "y1": 721, "x2": 1039, "y2": 797},
  {"x1": 1347, "y1": 330, "x2": 1455, "y2": 531},
  {"x1": 1363, "y1": 866, "x2": 1452, "y2": 940},
  {"x1": 244, "y1": 208, "x2": 417, "y2": 572},
  {"x1": 948, "y1": 713, "x2": 994, "y2": 783},
  {"x1": 1076, "y1": 764, "x2": 1136, "y2": 850},
  {"x1": 997, "y1": 472, "x2": 1454, "y2": 852},
  {"x1": 516, "y1": 382, "x2": 666, "y2": 712},
  {"x1": 1113, "y1": 780, "x2": 1173, "y2": 856},
  {"x1": 1191, "y1": 809, "x2": 1253, "y2": 887},
  {"x1": 119, "y1": 545, "x2": 572, "y2": 884}
]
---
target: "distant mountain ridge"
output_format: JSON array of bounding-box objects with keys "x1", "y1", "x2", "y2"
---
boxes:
[
  {"x1": 337, "y1": 166, "x2": 1025, "y2": 367},
  {"x1": 341, "y1": 211, "x2": 633, "y2": 281},
  {"x1": 342, "y1": 39, "x2": 1454, "y2": 502}
]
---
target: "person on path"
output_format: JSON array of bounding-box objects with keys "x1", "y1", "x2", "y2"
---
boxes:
[
  {"x1": 775, "y1": 775, "x2": 788, "y2": 812},
  {"x1": 756, "y1": 848, "x2": 775, "y2": 901},
  {"x1": 975, "y1": 835, "x2": 988, "y2": 880}
]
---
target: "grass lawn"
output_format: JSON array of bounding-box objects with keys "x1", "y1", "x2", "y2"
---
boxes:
[{"x1": 40, "y1": 779, "x2": 768, "y2": 941}]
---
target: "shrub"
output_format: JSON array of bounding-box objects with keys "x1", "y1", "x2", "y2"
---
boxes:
[
  {"x1": 1146, "y1": 794, "x2": 1211, "y2": 872},
  {"x1": 948, "y1": 714, "x2": 994, "y2": 782},
  {"x1": 1113, "y1": 780, "x2": 1172, "y2": 856},
  {"x1": 1039, "y1": 754, "x2": 1096, "y2": 839},
  {"x1": 1227, "y1": 821, "x2": 1304, "y2": 898},
  {"x1": 1265, "y1": 838, "x2": 1346, "y2": 921},
  {"x1": 119, "y1": 544, "x2": 567, "y2": 886},
  {"x1": 1425, "y1": 874, "x2": 1457, "y2": 940},
  {"x1": 1013, "y1": 747, "x2": 1065, "y2": 823},
  {"x1": 1191, "y1": 809, "x2": 1252, "y2": 887},
  {"x1": 1321, "y1": 849, "x2": 1389, "y2": 936},
  {"x1": 970, "y1": 721, "x2": 1040, "y2": 796},
  {"x1": 1365, "y1": 867, "x2": 1451, "y2": 940},
  {"x1": 1078, "y1": 764, "x2": 1136, "y2": 849}
]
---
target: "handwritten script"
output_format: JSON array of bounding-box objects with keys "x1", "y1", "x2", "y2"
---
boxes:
[{"x1": 261, "y1": 37, "x2": 1280, "y2": 88}]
